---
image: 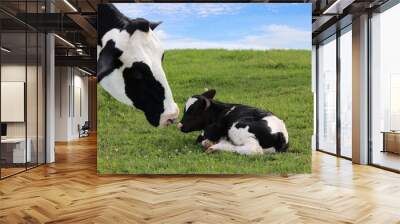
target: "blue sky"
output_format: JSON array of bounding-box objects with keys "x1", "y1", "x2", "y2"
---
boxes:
[{"x1": 114, "y1": 3, "x2": 311, "y2": 50}]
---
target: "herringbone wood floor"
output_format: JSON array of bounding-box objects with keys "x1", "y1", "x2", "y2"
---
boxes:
[{"x1": 1, "y1": 135, "x2": 400, "y2": 224}]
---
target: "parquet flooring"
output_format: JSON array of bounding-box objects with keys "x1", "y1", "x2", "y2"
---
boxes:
[
  {"x1": 0, "y1": 167, "x2": 26, "y2": 178},
  {"x1": 1, "y1": 135, "x2": 400, "y2": 223}
]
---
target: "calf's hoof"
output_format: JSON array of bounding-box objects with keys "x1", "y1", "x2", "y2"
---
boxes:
[
  {"x1": 201, "y1": 139, "x2": 215, "y2": 149},
  {"x1": 205, "y1": 147, "x2": 217, "y2": 154}
]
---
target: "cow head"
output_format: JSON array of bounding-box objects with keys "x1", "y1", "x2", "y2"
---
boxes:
[
  {"x1": 178, "y1": 89, "x2": 216, "y2": 133},
  {"x1": 97, "y1": 4, "x2": 179, "y2": 127}
]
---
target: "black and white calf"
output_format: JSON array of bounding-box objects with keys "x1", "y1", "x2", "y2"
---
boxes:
[
  {"x1": 177, "y1": 90, "x2": 289, "y2": 155},
  {"x1": 97, "y1": 4, "x2": 179, "y2": 127}
]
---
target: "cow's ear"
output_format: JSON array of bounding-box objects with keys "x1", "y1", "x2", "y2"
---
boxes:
[
  {"x1": 202, "y1": 89, "x2": 216, "y2": 99},
  {"x1": 149, "y1": 21, "x2": 162, "y2": 30},
  {"x1": 97, "y1": 40, "x2": 123, "y2": 82}
]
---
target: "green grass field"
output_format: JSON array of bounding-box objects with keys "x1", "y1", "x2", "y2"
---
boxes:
[{"x1": 97, "y1": 49, "x2": 312, "y2": 174}]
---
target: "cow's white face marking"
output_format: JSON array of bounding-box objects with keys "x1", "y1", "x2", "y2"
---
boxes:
[
  {"x1": 98, "y1": 29, "x2": 131, "y2": 105},
  {"x1": 100, "y1": 69, "x2": 132, "y2": 105},
  {"x1": 185, "y1": 97, "x2": 198, "y2": 112},
  {"x1": 97, "y1": 27, "x2": 178, "y2": 127},
  {"x1": 263, "y1": 115, "x2": 289, "y2": 143}
]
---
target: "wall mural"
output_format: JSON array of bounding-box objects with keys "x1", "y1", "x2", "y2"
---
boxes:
[{"x1": 97, "y1": 3, "x2": 312, "y2": 174}]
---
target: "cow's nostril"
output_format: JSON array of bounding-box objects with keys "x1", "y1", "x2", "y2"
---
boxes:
[{"x1": 167, "y1": 118, "x2": 176, "y2": 125}]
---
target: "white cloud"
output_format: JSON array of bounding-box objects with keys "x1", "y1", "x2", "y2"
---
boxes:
[
  {"x1": 156, "y1": 24, "x2": 310, "y2": 50},
  {"x1": 238, "y1": 24, "x2": 310, "y2": 49},
  {"x1": 115, "y1": 3, "x2": 242, "y2": 18},
  {"x1": 262, "y1": 24, "x2": 309, "y2": 38},
  {"x1": 113, "y1": 4, "x2": 310, "y2": 50},
  {"x1": 195, "y1": 4, "x2": 242, "y2": 17}
]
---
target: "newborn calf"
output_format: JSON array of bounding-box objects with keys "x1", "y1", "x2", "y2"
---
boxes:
[{"x1": 177, "y1": 89, "x2": 289, "y2": 155}]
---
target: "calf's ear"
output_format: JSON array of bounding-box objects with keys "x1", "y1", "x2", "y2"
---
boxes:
[
  {"x1": 202, "y1": 89, "x2": 216, "y2": 99},
  {"x1": 150, "y1": 21, "x2": 162, "y2": 30}
]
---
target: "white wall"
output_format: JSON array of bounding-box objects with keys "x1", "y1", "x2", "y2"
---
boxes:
[
  {"x1": 1, "y1": 82, "x2": 25, "y2": 122},
  {"x1": 74, "y1": 73, "x2": 89, "y2": 135},
  {"x1": 54, "y1": 67, "x2": 89, "y2": 141},
  {"x1": 1, "y1": 65, "x2": 40, "y2": 137},
  {"x1": 1, "y1": 65, "x2": 27, "y2": 145},
  {"x1": 55, "y1": 66, "x2": 69, "y2": 141},
  {"x1": 1, "y1": 63, "x2": 46, "y2": 164},
  {"x1": 1, "y1": 65, "x2": 26, "y2": 133}
]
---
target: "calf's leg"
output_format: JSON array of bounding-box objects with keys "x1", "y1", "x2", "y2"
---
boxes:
[
  {"x1": 206, "y1": 139, "x2": 235, "y2": 153},
  {"x1": 207, "y1": 139, "x2": 263, "y2": 155}
]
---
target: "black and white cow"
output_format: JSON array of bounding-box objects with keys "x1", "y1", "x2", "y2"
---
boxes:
[
  {"x1": 97, "y1": 4, "x2": 179, "y2": 127},
  {"x1": 177, "y1": 90, "x2": 289, "y2": 155}
]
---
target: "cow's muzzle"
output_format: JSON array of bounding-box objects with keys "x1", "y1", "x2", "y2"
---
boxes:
[{"x1": 159, "y1": 104, "x2": 179, "y2": 127}]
